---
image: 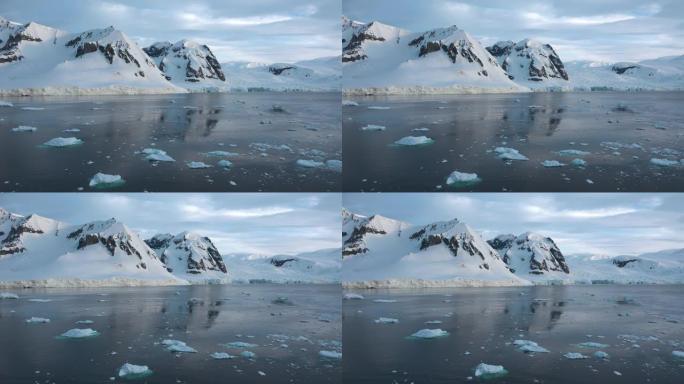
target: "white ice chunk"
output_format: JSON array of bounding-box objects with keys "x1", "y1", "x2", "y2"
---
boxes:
[
  {"x1": 89, "y1": 173, "x2": 124, "y2": 188},
  {"x1": 0, "y1": 101, "x2": 14, "y2": 107},
  {"x1": 343, "y1": 293, "x2": 364, "y2": 300},
  {"x1": 412, "y1": 127, "x2": 430, "y2": 132},
  {"x1": 225, "y1": 341, "x2": 258, "y2": 349},
  {"x1": 373, "y1": 299, "x2": 397, "y2": 303},
  {"x1": 118, "y1": 363, "x2": 152, "y2": 379},
  {"x1": 11, "y1": 125, "x2": 37, "y2": 132},
  {"x1": 26, "y1": 317, "x2": 50, "y2": 324},
  {"x1": 326, "y1": 159, "x2": 342, "y2": 172},
  {"x1": 410, "y1": 329, "x2": 449, "y2": 339},
  {"x1": 0, "y1": 293, "x2": 19, "y2": 299},
  {"x1": 42, "y1": 137, "x2": 83, "y2": 147},
  {"x1": 513, "y1": 340, "x2": 550, "y2": 353},
  {"x1": 319, "y1": 350, "x2": 342, "y2": 359},
  {"x1": 206, "y1": 151, "x2": 238, "y2": 157},
  {"x1": 63, "y1": 129, "x2": 81, "y2": 133},
  {"x1": 394, "y1": 136, "x2": 434, "y2": 146},
  {"x1": 558, "y1": 149, "x2": 590, "y2": 156},
  {"x1": 186, "y1": 161, "x2": 212, "y2": 169},
  {"x1": 210, "y1": 352, "x2": 235, "y2": 360},
  {"x1": 22, "y1": 107, "x2": 45, "y2": 111},
  {"x1": 367, "y1": 106, "x2": 390, "y2": 110},
  {"x1": 571, "y1": 158, "x2": 587, "y2": 167},
  {"x1": 342, "y1": 100, "x2": 359, "y2": 106},
  {"x1": 217, "y1": 159, "x2": 233, "y2": 168},
  {"x1": 594, "y1": 351, "x2": 610, "y2": 359},
  {"x1": 446, "y1": 171, "x2": 481, "y2": 186},
  {"x1": 564, "y1": 352, "x2": 589, "y2": 359},
  {"x1": 296, "y1": 159, "x2": 325, "y2": 168},
  {"x1": 474, "y1": 363, "x2": 507, "y2": 378},
  {"x1": 425, "y1": 320, "x2": 443, "y2": 324},
  {"x1": 650, "y1": 158, "x2": 679, "y2": 167},
  {"x1": 541, "y1": 160, "x2": 564, "y2": 168},
  {"x1": 60, "y1": 328, "x2": 99, "y2": 338},
  {"x1": 495, "y1": 147, "x2": 528, "y2": 161},
  {"x1": 673, "y1": 350, "x2": 684, "y2": 358},
  {"x1": 143, "y1": 148, "x2": 175, "y2": 162},
  {"x1": 76, "y1": 320, "x2": 94, "y2": 324},
  {"x1": 374, "y1": 317, "x2": 399, "y2": 324},
  {"x1": 361, "y1": 124, "x2": 386, "y2": 131},
  {"x1": 161, "y1": 339, "x2": 197, "y2": 353},
  {"x1": 240, "y1": 351, "x2": 256, "y2": 358},
  {"x1": 578, "y1": 342, "x2": 609, "y2": 349}
]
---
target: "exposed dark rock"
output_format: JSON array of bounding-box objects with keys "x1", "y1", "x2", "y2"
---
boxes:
[{"x1": 613, "y1": 258, "x2": 638, "y2": 268}]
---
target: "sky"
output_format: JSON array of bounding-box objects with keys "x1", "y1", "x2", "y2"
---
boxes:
[
  {"x1": 343, "y1": 0, "x2": 684, "y2": 62},
  {"x1": 0, "y1": 0, "x2": 340, "y2": 63},
  {"x1": 0, "y1": 193, "x2": 341, "y2": 256},
  {"x1": 343, "y1": 193, "x2": 684, "y2": 257}
]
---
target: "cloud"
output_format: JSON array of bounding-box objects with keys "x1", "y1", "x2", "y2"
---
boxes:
[
  {"x1": 177, "y1": 12, "x2": 294, "y2": 28},
  {"x1": 180, "y1": 204, "x2": 294, "y2": 219}
]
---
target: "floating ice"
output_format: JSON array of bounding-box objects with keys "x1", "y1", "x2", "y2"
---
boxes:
[
  {"x1": 446, "y1": 171, "x2": 481, "y2": 186},
  {"x1": 186, "y1": 161, "x2": 212, "y2": 169},
  {"x1": 249, "y1": 143, "x2": 293, "y2": 152},
  {"x1": 374, "y1": 317, "x2": 399, "y2": 324},
  {"x1": 650, "y1": 158, "x2": 679, "y2": 167},
  {"x1": 22, "y1": 107, "x2": 45, "y2": 111},
  {"x1": 571, "y1": 158, "x2": 587, "y2": 167},
  {"x1": 11, "y1": 125, "x2": 37, "y2": 133},
  {"x1": 410, "y1": 329, "x2": 449, "y2": 339},
  {"x1": 206, "y1": 151, "x2": 238, "y2": 157},
  {"x1": 564, "y1": 352, "x2": 589, "y2": 359},
  {"x1": 42, "y1": 137, "x2": 83, "y2": 147},
  {"x1": 89, "y1": 173, "x2": 124, "y2": 188},
  {"x1": 296, "y1": 159, "x2": 326, "y2": 168},
  {"x1": 342, "y1": 100, "x2": 359, "y2": 106},
  {"x1": 513, "y1": 340, "x2": 550, "y2": 353},
  {"x1": 474, "y1": 363, "x2": 508, "y2": 379},
  {"x1": 412, "y1": 127, "x2": 430, "y2": 132},
  {"x1": 368, "y1": 106, "x2": 390, "y2": 110},
  {"x1": 217, "y1": 160, "x2": 233, "y2": 168},
  {"x1": 541, "y1": 160, "x2": 564, "y2": 168},
  {"x1": 361, "y1": 124, "x2": 386, "y2": 131},
  {"x1": 118, "y1": 363, "x2": 152, "y2": 379},
  {"x1": 319, "y1": 350, "x2": 342, "y2": 359},
  {"x1": 210, "y1": 352, "x2": 235, "y2": 360},
  {"x1": 28, "y1": 299, "x2": 51, "y2": 303},
  {"x1": 578, "y1": 342, "x2": 609, "y2": 349},
  {"x1": 26, "y1": 317, "x2": 50, "y2": 324},
  {"x1": 558, "y1": 149, "x2": 590, "y2": 156},
  {"x1": 161, "y1": 339, "x2": 197, "y2": 353},
  {"x1": 594, "y1": 351, "x2": 610, "y2": 359},
  {"x1": 76, "y1": 320, "x2": 94, "y2": 324},
  {"x1": 63, "y1": 129, "x2": 81, "y2": 133},
  {"x1": 225, "y1": 341, "x2": 258, "y2": 349},
  {"x1": 326, "y1": 160, "x2": 342, "y2": 172},
  {"x1": 394, "y1": 136, "x2": 434, "y2": 146},
  {"x1": 373, "y1": 299, "x2": 397, "y2": 303},
  {"x1": 673, "y1": 351, "x2": 684, "y2": 358},
  {"x1": 0, "y1": 293, "x2": 19, "y2": 299},
  {"x1": 240, "y1": 351, "x2": 256, "y2": 359},
  {"x1": 0, "y1": 101, "x2": 14, "y2": 107},
  {"x1": 600, "y1": 142, "x2": 643, "y2": 151},
  {"x1": 495, "y1": 147, "x2": 529, "y2": 161},
  {"x1": 59, "y1": 328, "x2": 100, "y2": 338},
  {"x1": 343, "y1": 293, "x2": 364, "y2": 300},
  {"x1": 143, "y1": 148, "x2": 175, "y2": 162},
  {"x1": 425, "y1": 320, "x2": 443, "y2": 324}
]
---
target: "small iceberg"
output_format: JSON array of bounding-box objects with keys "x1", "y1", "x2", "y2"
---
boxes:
[
  {"x1": 217, "y1": 159, "x2": 233, "y2": 168},
  {"x1": 594, "y1": 351, "x2": 610, "y2": 359},
  {"x1": 240, "y1": 350, "x2": 256, "y2": 359},
  {"x1": 26, "y1": 317, "x2": 50, "y2": 324},
  {"x1": 394, "y1": 136, "x2": 434, "y2": 146},
  {"x1": 558, "y1": 149, "x2": 590, "y2": 156},
  {"x1": 0, "y1": 101, "x2": 14, "y2": 107},
  {"x1": 513, "y1": 340, "x2": 550, "y2": 353},
  {"x1": 650, "y1": 158, "x2": 679, "y2": 167},
  {"x1": 76, "y1": 320, "x2": 94, "y2": 324},
  {"x1": 578, "y1": 342, "x2": 609, "y2": 349},
  {"x1": 89, "y1": 173, "x2": 125, "y2": 189},
  {"x1": 206, "y1": 150, "x2": 237, "y2": 157},
  {"x1": 162, "y1": 339, "x2": 197, "y2": 353},
  {"x1": 296, "y1": 159, "x2": 325, "y2": 168},
  {"x1": 541, "y1": 160, "x2": 564, "y2": 168},
  {"x1": 361, "y1": 124, "x2": 386, "y2": 131},
  {"x1": 374, "y1": 317, "x2": 399, "y2": 324},
  {"x1": 225, "y1": 341, "x2": 258, "y2": 349},
  {"x1": 672, "y1": 350, "x2": 684, "y2": 359},
  {"x1": 118, "y1": 363, "x2": 153, "y2": 379},
  {"x1": 495, "y1": 147, "x2": 528, "y2": 161},
  {"x1": 409, "y1": 329, "x2": 449, "y2": 339},
  {"x1": 41, "y1": 137, "x2": 83, "y2": 147},
  {"x1": 22, "y1": 107, "x2": 45, "y2": 111},
  {"x1": 186, "y1": 161, "x2": 212, "y2": 169},
  {"x1": 143, "y1": 148, "x2": 175, "y2": 162},
  {"x1": 412, "y1": 127, "x2": 430, "y2": 132},
  {"x1": 368, "y1": 106, "x2": 390, "y2": 110},
  {"x1": 564, "y1": 352, "x2": 589, "y2": 359},
  {"x1": 319, "y1": 350, "x2": 342, "y2": 359},
  {"x1": 28, "y1": 298, "x2": 51, "y2": 303},
  {"x1": 11, "y1": 125, "x2": 37, "y2": 133},
  {"x1": 474, "y1": 363, "x2": 508, "y2": 379},
  {"x1": 326, "y1": 159, "x2": 342, "y2": 172},
  {"x1": 343, "y1": 293, "x2": 364, "y2": 300},
  {"x1": 571, "y1": 158, "x2": 587, "y2": 167},
  {"x1": 342, "y1": 100, "x2": 359, "y2": 106},
  {"x1": 63, "y1": 128, "x2": 81, "y2": 133},
  {"x1": 425, "y1": 320, "x2": 442, "y2": 324},
  {"x1": 59, "y1": 328, "x2": 100, "y2": 339},
  {"x1": 0, "y1": 292, "x2": 19, "y2": 299},
  {"x1": 210, "y1": 352, "x2": 235, "y2": 360},
  {"x1": 373, "y1": 299, "x2": 397, "y2": 303},
  {"x1": 446, "y1": 171, "x2": 481, "y2": 187}
]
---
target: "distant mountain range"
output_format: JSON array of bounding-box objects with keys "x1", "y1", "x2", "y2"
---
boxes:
[
  {"x1": 342, "y1": 16, "x2": 684, "y2": 94},
  {"x1": 0, "y1": 208, "x2": 339, "y2": 287},
  {"x1": 342, "y1": 209, "x2": 684, "y2": 287},
  {"x1": 0, "y1": 16, "x2": 340, "y2": 95}
]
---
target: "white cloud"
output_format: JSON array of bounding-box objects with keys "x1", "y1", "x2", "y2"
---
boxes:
[{"x1": 180, "y1": 204, "x2": 294, "y2": 219}]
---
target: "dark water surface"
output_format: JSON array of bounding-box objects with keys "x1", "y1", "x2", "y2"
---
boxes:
[
  {"x1": 0, "y1": 284, "x2": 341, "y2": 384},
  {"x1": 343, "y1": 92, "x2": 684, "y2": 192},
  {"x1": 0, "y1": 92, "x2": 340, "y2": 192},
  {"x1": 343, "y1": 285, "x2": 684, "y2": 383}
]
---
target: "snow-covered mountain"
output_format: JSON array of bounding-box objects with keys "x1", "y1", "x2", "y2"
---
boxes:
[
  {"x1": 145, "y1": 232, "x2": 229, "y2": 283},
  {"x1": 567, "y1": 249, "x2": 684, "y2": 284},
  {"x1": 143, "y1": 40, "x2": 226, "y2": 90},
  {"x1": 223, "y1": 248, "x2": 341, "y2": 283},
  {"x1": 342, "y1": 210, "x2": 529, "y2": 288},
  {"x1": 488, "y1": 232, "x2": 570, "y2": 282},
  {"x1": 0, "y1": 17, "x2": 182, "y2": 95},
  {"x1": 565, "y1": 56, "x2": 684, "y2": 91},
  {"x1": 486, "y1": 39, "x2": 569, "y2": 88},
  {"x1": 220, "y1": 58, "x2": 341, "y2": 91},
  {"x1": 343, "y1": 17, "x2": 523, "y2": 94},
  {"x1": 0, "y1": 209, "x2": 181, "y2": 287}
]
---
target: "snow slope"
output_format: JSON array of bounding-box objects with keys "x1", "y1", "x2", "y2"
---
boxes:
[
  {"x1": 224, "y1": 248, "x2": 341, "y2": 283},
  {"x1": 565, "y1": 57, "x2": 684, "y2": 91},
  {"x1": 221, "y1": 60, "x2": 341, "y2": 91},
  {"x1": 567, "y1": 249, "x2": 684, "y2": 284},
  {"x1": 486, "y1": 39, "x2": 569, "y2": 89},
  {"x1": 0, "y1": 17, "x2": 183, "y2": 95},
  {"x1": 342, "y1": 210, "x2": 529, "y2": 288},
  {"x1": 143, "y1": 40, "x2": 227, "y2": 91},
  {"x1": 488, "y1": 232, "x2": 571, "y2": 283},
  {"x1": 145, "y1": 232, "x2": 229, "y2": 283}
]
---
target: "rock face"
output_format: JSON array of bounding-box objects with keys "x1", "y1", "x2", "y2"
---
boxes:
[
  {"x1": 488, "y1": 232, "x2": 570, "y2": 275},
  {"x1": 486, "y1": 39, "x2": 568, "y2": 82},
  {"x1": 342, "y1": 17, "x2": 407, "y2": 63},
  {"x1": 342, "y1": 211, "x2": 408, "y2": 257},
  {"x1": 0, "y1": 18, "x2": 64, "y2": 63},
  {"x1": 0, "y1": 212, "x2": 60, "y2": 256},
  {"x1": 145, "y1": 232, "x2": 228, "y2": 279},
  {"x1": 144, "y1": 40, "x2": 226, "y2": 84}
]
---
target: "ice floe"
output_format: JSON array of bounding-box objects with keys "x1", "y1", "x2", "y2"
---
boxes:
[
  {"x1": 361, "y1": 124, "x2": 386, "y2": 131},
  {"x1": 296, "y1": 159, "x2": 326, "y2": 168},
  {"x1": 42, "y1": 137, "x2": 83, "y2": 147},
  {"x1": 594, "y1": 351, "x2": 610, "y2": 359},
  {"x1": 650, "y1": 158, "x2": 679, "y2": 167},
  {"x1": 372, "y1": 299, "x2": 397, "y2": 303},
  {"x1": 161, "y1": 339, "x2": 197, "y2": 353},
  {"x1": 319, "y1": 350, "x2": 342, "y2": 359},
  {"x1": 558, "y1": 149, "x2": 590, "y2": 156},
  {"x1": 368, "y1": 106, "x2": 390, "y2": 110},
  {"x1": 206, "y1": 151, "x2": 238, "y2": 157},
  {"x1": 343, "y1": 293, "x2": 364, "y2": 300},
  {"x1": 326, "y1": 159, "x2": 342, "y2": 172},
  {"x1": 342, "y1": 100, "x2": 359, "y2": 106},
  {"x1": 0, "y1": 293, "x2": 19, "y2": 299},
  {"x1": 142, "y1": 148, "x2": 175, "y2": 162},
  {"x1": 600, "y1": 142, "x2": 643, "y2": 151},
  {"x1": 249, "y1": 143, "x2": 293, "y2": 153},
  {"x1": 410, "y1": 329, "x2": 449, "y2": 339},
  {"x1": 394, "y1": 136, "x2": 434, "y2": 146},
  {"x1": 59, "y1": 328, "x2": 100, "y2": 338},
  {"x1": 446, "y1": 171, "x2": 481, "y2": 187},
  {"x1": 474, "y1": 363, "x2": 507, "y2": 379},
  {"x1": 11, "y1": 126, "x2": 37, "y2": 133},
  {"x1": 22, "y1": 107, "x2": 45, "y2": 111},
  {"x1": 76, "y1": 320, "x2": 94, "y2": 324},
  {"x1": 425, "y1": 320, "x2": 443, "y2": 324},
  {"x1": 118, "y1": 363, "x2": 153, "y2": 379},
  {"x1": 571, "y1": 158, "x2": 587, "y2": 167},
  {"x1": 541, "y1": 160, "x2": 564, "y2": 168},
  {"x1": 225, "y1": 341, "x2": 258, "y2": 349},
  {"x1": 240, "y1": 351, "x2": 256, "y2": 359},
  {"x1": 563, "y1": 352, "x2": 589, "y2": 359},
  {"x1": 210, "y1": 352, "x2": 235, "y2": 360},
  {"x1": 374, "y1": 317, "x2": 399, "y2": 324},
  {"x1": 217, "y1": 160, "x2": 233, "y2": 168},
  {"x1": 25, "y1": 317, "x2": 50, "y2": 324},
  {"x1": 673, "y1": 351, "x2": 684, "y2": 358},
  {"x1": 513, "y1": 340, "x2": 550, "y2": 353},
  {"x1": 495, "y1": 147, "x2": 529, "y2": 161},
  {"x1": 89, "y1": 173, "x2": 125, "y2": 188},
  {"x1": 0, "y1": 101, "x2": 14, "y2": 107},
  {"x1": 186, "y1": 161, "x2": 212, "y2": 169},
  {"x1": 578, "y1": 342, "x2": 609, "y2": 349}
]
